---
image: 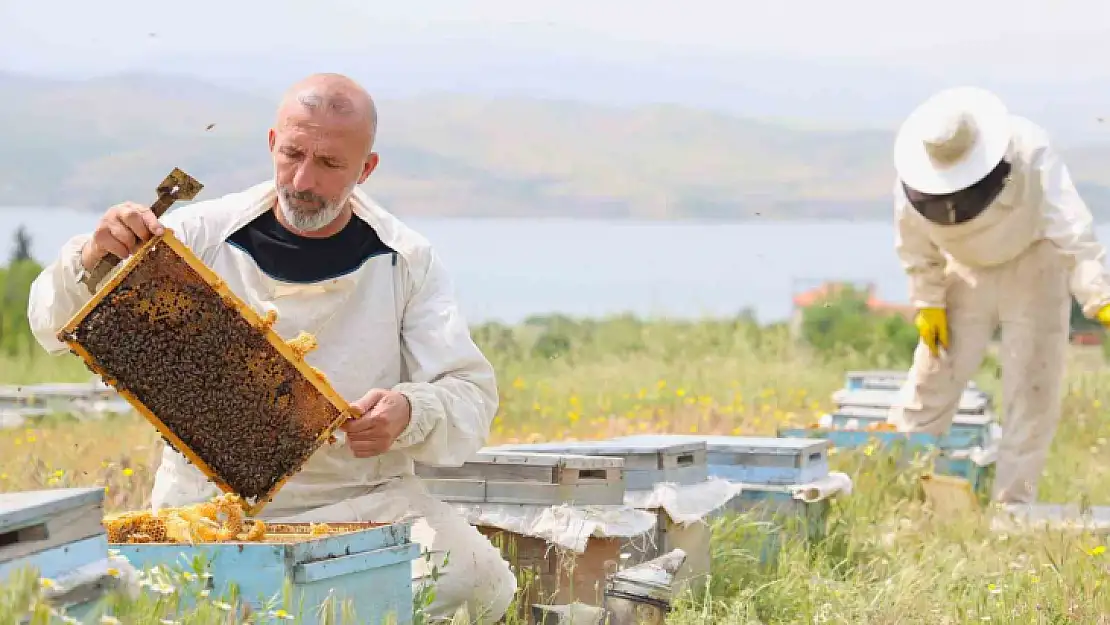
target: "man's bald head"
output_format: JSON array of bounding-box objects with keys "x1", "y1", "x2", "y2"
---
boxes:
[
  {"x1": 268, "y1": 73, "x2": 381, "y2": 236},
  {"x1": 276, "y1": 73, "x2": 378, "y2": 152}
]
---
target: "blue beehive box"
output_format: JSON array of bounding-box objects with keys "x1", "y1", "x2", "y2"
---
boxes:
[
  {"x1": 610, "y1": 434, "x2": 830, "y2": 486},
  {"x1": 719, "y1": 482, "x2": 830, "y2": 565},
  {"x1": 844, "y1": 370, "x2": 984, "y2": 394},
  {"x1": 0, "y1": 487, "x2": 118, "y2": 619},
  {"x1": 778, "y1": 427, "x2": 990, "y2": 492},
  {"x1": 833, "y1": 387, "x2": 992, "y2": 416},
  {"x1": 115, "y1": 521, "x2": 420, "y2": 624},
  {"x1": 829, "y1": 406, "x2": 994, "y2": 449},
  {"x1": 844, "y1": 370, "x2": 910, "y2": 391},
  {"x1": 491, "y1": 439, "x2": 708, "y2": 491},
  {"x1": 778, "y1": 426, "x2": 978, "y2": 451}
]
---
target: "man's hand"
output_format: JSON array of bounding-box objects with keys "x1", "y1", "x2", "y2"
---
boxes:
[
  {"x1": 341, "y1": 389, "x2": 412, "y2": 458},
  {"x1": 1098, "y1": 304, "x2": 1110, "y2": 328},
  {"x1": 81, "y1": 202, "x2": 165, "y2": 270},
  {"x1": 914, "y1": 307, "x2": 949, "y2": 357}
]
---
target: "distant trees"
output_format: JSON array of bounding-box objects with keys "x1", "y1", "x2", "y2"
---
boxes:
[
  {"x1": 799, "y1": 284, "x2": 918, "y2": 367},
  {"x1": 1, "y1": 226, "x2": 42, "y2": 356}
]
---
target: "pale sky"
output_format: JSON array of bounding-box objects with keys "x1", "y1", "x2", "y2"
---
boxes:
[{"x1": 4, "y1": 0, "x2": 1109, "y2": 76}]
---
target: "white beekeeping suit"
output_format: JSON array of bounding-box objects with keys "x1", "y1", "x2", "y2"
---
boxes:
[{"x1": 887, "y1": 86, "x2": 1110, "y2": 504}]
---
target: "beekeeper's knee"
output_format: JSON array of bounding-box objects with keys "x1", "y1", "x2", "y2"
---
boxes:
[
  {"x1": 396, "y1": 478, "x2": 517, "y2": 623},
  {"x1": 416, "y1": 513, "x2": 516, "y2": 622}
]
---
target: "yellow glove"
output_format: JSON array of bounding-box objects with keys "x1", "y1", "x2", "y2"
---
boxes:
[
  {"x1": 1098, "y1": 304, "x2": 1110, "y2": 328},
  {"x1": 915, "y1": 307, "x2": 949, "y2": 357}
]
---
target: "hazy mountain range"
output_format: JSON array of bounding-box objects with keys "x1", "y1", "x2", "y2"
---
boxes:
[{"x1": 6, "y1": 65, "x2": 1110, "y2": 221}]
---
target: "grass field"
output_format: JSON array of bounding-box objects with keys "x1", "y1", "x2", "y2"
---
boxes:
[{"x1": 5, "y1": 315, "x2": 1110, "y2": 623}]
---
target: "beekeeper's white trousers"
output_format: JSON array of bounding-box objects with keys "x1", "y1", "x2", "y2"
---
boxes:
[
  {"x1": 889, "y1": 239, "x2": 1071, "y2": 504},
  {"x1": 268, "y1": 475, "x2": 518, "y2": 624}
]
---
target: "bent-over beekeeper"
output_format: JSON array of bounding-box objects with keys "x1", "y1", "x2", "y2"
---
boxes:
[{"x1": 889, "y1": 85, "x2": 1110, "y2": 504}]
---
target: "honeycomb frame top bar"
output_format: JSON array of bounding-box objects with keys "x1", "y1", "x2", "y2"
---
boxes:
[{"x1": 57, "y1": 229, "x2": 360, "y2": 516}]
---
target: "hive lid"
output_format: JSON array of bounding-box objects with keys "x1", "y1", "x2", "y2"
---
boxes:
[
  {"x1": 0, "y1": 487, "x2": 104, "y2": 532},
  {"x1": 468, "y1": 449, "x2": 625, "y2": 469},
  {"x1": 492, "y1": 438, "x2": 707, "y2": 457},
  {"x1": 57, "y1": 231, "x2": 360, "y2": 516},
  {"x1": 612, "y1": 434, "x2": 830, "y2": 455}
]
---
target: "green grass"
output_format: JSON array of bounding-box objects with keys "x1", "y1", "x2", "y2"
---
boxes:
[{"x1": 4, "y1": 315, "x2": 1110, "y2": 623}]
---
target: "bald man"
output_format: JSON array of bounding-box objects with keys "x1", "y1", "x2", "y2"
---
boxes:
[{"x1": 27, "y1": 74, "x2": 516, "y2": 623}]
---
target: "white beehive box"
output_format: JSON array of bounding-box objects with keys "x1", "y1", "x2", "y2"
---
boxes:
[{"x1": 416, "y1": 450, "x2": 626, "y2": 505}]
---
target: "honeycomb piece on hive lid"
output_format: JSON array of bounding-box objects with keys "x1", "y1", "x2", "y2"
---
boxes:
[{"x1": 57, "y1": 230, "x2": 360, "y2": 516}]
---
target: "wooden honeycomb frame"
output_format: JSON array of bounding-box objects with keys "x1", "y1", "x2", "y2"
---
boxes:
[{"x1": 58, "y1": 229, "x2": 360, "y2": 517}]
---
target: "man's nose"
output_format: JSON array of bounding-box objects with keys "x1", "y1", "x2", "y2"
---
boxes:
[{"x1": 292, "y1": 164, "x2": 315, "y2": 191}]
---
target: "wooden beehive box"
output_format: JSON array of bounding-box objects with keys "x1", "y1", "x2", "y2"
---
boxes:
[
  {"x1": 614, "y1": 434, "x2": 830, "y2": 486},
  {"x1": 479, "y1": 527, "x2": 623, "y2": 623},
  {"x1": 492, "y1": 440, "x2": 708, "y2": 491},
  {"x1": 56, "y1": 230, "x2": 360, "y2": 516},
  {"x1": 0, "y1": 487, "x2": 115, "y2": 618},
  {"x1": 114, "y1": 521, "x2": 419, "y2": 623},
  {"x1": 416, "y1": 450, "x2": 626, "y2": 505},
  {"x1": 832, "y1": 387, "x2": 991, "y2": 416}
]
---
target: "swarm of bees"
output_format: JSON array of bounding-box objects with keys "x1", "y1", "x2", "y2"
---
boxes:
[
  {"x1": 103, "y1": 493, "x2": 337, "y2": 544},
  {"x1": 61, "y1": 241, "x2": 354, "y2": 507}
]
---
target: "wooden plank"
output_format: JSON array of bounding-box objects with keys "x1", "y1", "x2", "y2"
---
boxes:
[
  {"x1": 471, "y1": 451, "x2": 623, "y2": 469},
  {"x1": 478, "y1": 527, "x2": 623, "y2": 621},
  {"x1": 421, "y1": 478, "x2": 624, "y2": 506},
  {"x1": 493, "y1": 440, "x2": 708, "y2": 471},
  {"x1": 288, "y1": 521, "x2": 411, "y2": 565},
  {"x1": 292, "y1": 543, "x2": 420, "y2": 584},
  {"x1": 417, "y1": 459, "x2": 623, "y2": 486},
  {"x1": 621, "y1": 511, "x2": 710, "y2": 596},
  {"x1": 485, "y1": 481, "x2": 624, "y2": 506},
  {"x1": 623, "y1": 465, "x2": 708, "y2": 491},
  {"x1": 416, "y1": 463, "x2": 557, "y2": 482}
]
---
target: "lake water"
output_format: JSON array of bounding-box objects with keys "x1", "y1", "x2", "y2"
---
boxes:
[{"x1": 8, "y1": 207, "x2": 1110, "y2": 324}]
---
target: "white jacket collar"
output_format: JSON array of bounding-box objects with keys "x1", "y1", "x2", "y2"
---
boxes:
[{"x1": 213, "y1": 180, "x2": 422, "y2": 260}]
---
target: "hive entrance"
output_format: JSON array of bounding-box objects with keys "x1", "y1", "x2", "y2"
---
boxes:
[{"x1": 59, "y1": 232, "x2": 357, "y2": 514}]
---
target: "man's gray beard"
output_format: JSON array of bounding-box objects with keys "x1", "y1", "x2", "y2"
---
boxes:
[
  {"x1": 275, "y1": 182, "x2": 356, "y2": 233},
  {"x1": 276, "y1": 193, "x2": 345, "y2": 232}
]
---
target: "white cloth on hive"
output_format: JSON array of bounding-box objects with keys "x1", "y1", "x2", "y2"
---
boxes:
[
  {"x1": 449, "y1": 503, "x2": 656, "y2": 553},
  {"x1": 623, "y1": 477, "x2": 745, "y2": 525},
  {"x1": 788, "y1": 471, "x2": 853, "y2": 503}
]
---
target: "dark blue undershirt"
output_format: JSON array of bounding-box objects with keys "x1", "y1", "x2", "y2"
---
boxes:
[{"x1": 227, "y1": 210, "x2": 395, "y2": 283}]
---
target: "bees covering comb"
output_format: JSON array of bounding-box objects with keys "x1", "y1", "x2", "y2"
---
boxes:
[{"x1": 57, "y1": 231, "x2": 361, "y2": 516}]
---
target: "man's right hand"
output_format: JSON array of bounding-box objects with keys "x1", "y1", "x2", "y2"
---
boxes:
[
  {"x1": 80, "y1": 202, "x2": 165, "y2": 270},
  {"x1": 914, "y1": 307, "x2": 949, "y2": 357}
]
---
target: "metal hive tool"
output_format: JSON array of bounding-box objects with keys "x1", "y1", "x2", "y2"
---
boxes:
[{"x1": 58, "y1": 229, "x2": 360, "y2": 516}]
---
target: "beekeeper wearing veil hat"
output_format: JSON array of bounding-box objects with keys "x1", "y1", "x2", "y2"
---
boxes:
[{"x1": 887, "y1": 85, "x2": 1110, "y2": 504}]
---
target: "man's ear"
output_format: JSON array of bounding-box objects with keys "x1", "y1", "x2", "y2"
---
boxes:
[
  {"x1": 268, "y1": 128, "x2": 276, "y2": 152},
  {"x1": 359, "y1": 153, "x2": 380, "y2": 184}
]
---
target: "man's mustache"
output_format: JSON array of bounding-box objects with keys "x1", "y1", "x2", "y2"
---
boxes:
[{"x1": 279, "y1": 187, "x2": 328, "y2": 210}]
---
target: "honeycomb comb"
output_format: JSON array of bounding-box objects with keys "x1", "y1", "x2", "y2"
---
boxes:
[{"x1": 58, "y1": 229, "x2": 360, "y2": 516}]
